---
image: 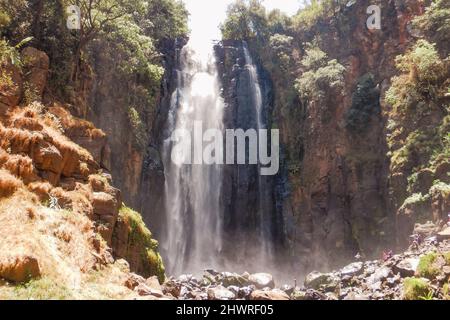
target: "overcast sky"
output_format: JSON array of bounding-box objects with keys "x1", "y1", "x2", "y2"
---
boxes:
[{"x1": 182, "y1": 0, "x2": 302, "y2": 42}]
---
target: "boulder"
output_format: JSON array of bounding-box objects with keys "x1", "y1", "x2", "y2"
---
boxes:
[
  {"x1": 367, "y1": 266, "x2": 391, "y2": 285},
  {"x1": 437, "y1": 227, "x2": 450, "y2": 241},
  {"x1": 92, "y1": 192, "x2": 119, "y2": 216},
  {"x1": 0, "y1": 254, "x2": 41, "y2": 283},
  {"x1": 340, "y1": 262, "x2": 364, "y2": 277},
  {"x1": 146, "y1": 276, "x2": 162, "y2": 291},
  {"x1": 304, "y1": 271, "x2": 339, "y2": 291},
  {"x1": 221, "y1": 272, "x2": 248, "y2": 287},
  {"x1": 248, "y1": 273, "x2": 275, "y2": 289},
  {"x1": 21, "y1": 47, "x2": 49, "y2": 99},
  {"x1": 394, "y1": 258, "x2": 419, "y2": 277},
  {"x1": 207, "y1": 286, "x2": 235, "y2": 300},
  {"x1": 250, "y1": 289, "x2": 289, "y2": 300},
  {"x1": 124, "y1": 273, "x2": 145, "y2": 290}
]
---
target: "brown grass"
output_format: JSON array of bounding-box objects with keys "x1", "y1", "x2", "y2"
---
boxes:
[
  {"x1": 0, "y1": 148, "x2": 38, "y2": 183},
  {"x1": 0, "y1": 169, "x2": 23, "y2": 198}
]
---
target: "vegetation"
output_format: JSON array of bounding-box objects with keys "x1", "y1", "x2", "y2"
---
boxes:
[
  {"x1": 403, "y1": 277, "x2": 432, "y2": 300},
  {"x1": 118, "y1": 205, "x2": 165, "y2": 283},
  {"x1": 345, "y1": 73, "x2": 380, "y2": 133},
  {"x1": 295, "y1": 44, "x2": 345, "y2": 102},
  {"x1": 417, "y1": 253, "x2": 440, "y2": 279}
]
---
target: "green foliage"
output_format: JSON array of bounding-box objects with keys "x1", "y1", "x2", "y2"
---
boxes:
[
  {"x1": 291, "y1": 0, "x2": 346, "y2": 32},
  {"x1": 401, "y1": 193, "x2": 430, "y2": 208},
  {"x1": 268, "y1": 34, "x2": 294, "y2": 71},
  {"x1": 403, "y1": 277, "x2": 432, "y2": 300},
  {"x1": 417, "y1": 253, "x2": 440, "y2": 279},
  {"x1": 5, "y1": 278, "x2": 73, "y2": 300},
  {"x1": 345, "y1": 73, "x2": 380, "y2": 133},
  {"x1": 413, "y1": 0, "x2": 450, "y2": 45},
  {"x1": 386, "y1": 40, "x2": 447, "y2": 113},
  {"x1": 295, "y1": 44, "x2": 345, "y2": 101},
  {"x1": 221, "y1": 0, "x2": 266, "y2": 40},
  {"x1": 0, "y1": 37, "x2": 33, "y2": 67},
  {"x1": 127, "y1": 107, "x2": 147, "y2": 150},
  {"x1": 118, "y1": 205, "x2": 165, "y2": 283}
]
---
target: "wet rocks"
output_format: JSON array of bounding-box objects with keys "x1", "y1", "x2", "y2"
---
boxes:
[
  {"x1": 207, "y1": 286, "x2": 235, "y2": 300},
  {"x1": 304, "y1": 271, "x2": 339, "y2": 291},
  {"x1": 248, "y1": 273, "x2": 274, "y2": 289}
]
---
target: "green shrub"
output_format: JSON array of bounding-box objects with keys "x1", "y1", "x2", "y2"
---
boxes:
[
  {"x1": 417, "y1": 253, "x2": 440, "y2": 279},
  {"x1": 127, "y1": 107, "x2": 147, "y2": 150},
  {"x1": 345, "y1": 73, "x2": 380, "y2": 132},
  {"x1": 118, "y1": 205, "x2": 165, "y2": 283},
  {"x1": 403, "y1": 277, "x2": 432, "y2": 300},
  {"x1": 295, "y1": 44, "x2": 345, "y2": 102},
  {"x1": 413, "y1": 0, "x2": 450, "y2": 45}
]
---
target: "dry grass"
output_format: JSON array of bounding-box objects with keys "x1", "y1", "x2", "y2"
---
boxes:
[
  {"x1": 0, "y1": 169, "x2": 23, "y2": 198},
  {"x1": 0, "y1": 148, "x2": 38, "y2": 183},
  {"x1": 0, "y1": 190, "x2": 137, "y2": 299}
]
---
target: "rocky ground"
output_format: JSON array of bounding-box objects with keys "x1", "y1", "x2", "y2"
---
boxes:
[{"x1": 127, "y1": 223, "x2": 450, "y2": 301}]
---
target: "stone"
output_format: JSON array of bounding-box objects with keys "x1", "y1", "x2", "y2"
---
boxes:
[
  {"x1": 227, "y1": 286, "x2": 240, "y2": 296},
  {"x1": 221, "y1": 272, "x2": 248, "y2": 287},
  {"x1": 162, "y1": 280, "x2": 182, "y2": 298},
  {"x1": 248, "y1": 273, "x2": 275, "y2": 289},
  {"x1": 340, "y1": 262, "x2": 364, "y2": 277},
  {"x1": 281, "y1": 284, "x2": 294, "y2": 295},
  {"x1": 92, "y1": 192, "x2": 119, "y2": 216},
  {"x1": 437, "y1": 227, "x2": 450, "y2": 241},
  {"x1": 304, "y1": 271, "x2": 339, "y2": 291},
  {"x1": 414, "y1": 222, "x2": 439, "y2": 238},
  {"x1": 146, "y1": 276, "x2": 162, "y2": 291},
  {"x1": 291, "y1": 290, "x2": 307, "y2": 300},
  {"x1": 250, "y1": 289, "x2": 290, "y2": 301},
  {"x1": 238, "y1": 286, "x2": 254, "y2": 299},
  {"x1": 21, "y1": 47, "x2": 50, "y2": 98},
  {"x1": 0, "y1": 254, "x2": 41, "y2": 283},
  {"x1": 135, "y1": 283, "x2": 164, "y2": 298},
  {"x1": 124, "y1": 273, "x2": 145, "y2": 290},
  {"x1": 367, "y1": 266, "x2": 391, "y2": 285},
  {"x1": 394, "y1": 258, "x2": 419, "y2": 277},
  {"x1": 207, "y1": 286, "x2": 235, "y2": 300}
]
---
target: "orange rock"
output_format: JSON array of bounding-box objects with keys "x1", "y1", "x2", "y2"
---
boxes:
[{"x1": 0, "y1": 254, "x2": 41, "y2": 283}]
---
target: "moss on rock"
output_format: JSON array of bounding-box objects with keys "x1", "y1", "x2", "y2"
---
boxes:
[{"x1": 115, "y1": 205, "x2": 165, "y2": 283}]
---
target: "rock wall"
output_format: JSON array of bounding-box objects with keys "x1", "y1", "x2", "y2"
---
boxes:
[{"x1": 216, "y1": 0, "x2": 428, "y2": 272}]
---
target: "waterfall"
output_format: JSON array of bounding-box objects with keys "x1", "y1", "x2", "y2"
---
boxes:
[
  {"x1": 162, "y1": 40, "x2": 225, "y2": 275},
  {"x1": 243, "y1": 42, "x2": 274, "y2": 265}
]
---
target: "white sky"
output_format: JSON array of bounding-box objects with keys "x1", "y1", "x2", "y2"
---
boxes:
[{"x1": 183, "y1": 0, "x2": 302, "y2": 42}]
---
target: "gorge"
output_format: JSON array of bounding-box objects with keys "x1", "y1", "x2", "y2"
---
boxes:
[{"x1": 0, "y1": 0, "x2": 449, "y2": 300}]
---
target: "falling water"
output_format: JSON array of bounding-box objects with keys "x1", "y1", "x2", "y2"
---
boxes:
[
  {"x1": 161, "y1": 40, "x2": 225, "y2": 275},
  {"x1": 243, "y1": 43, "x2": 274, "y2": 264}
]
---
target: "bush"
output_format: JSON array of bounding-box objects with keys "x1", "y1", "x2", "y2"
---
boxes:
[
  {"x1": 127, "y1": 107, "x2": 147, "y2": 150},
  {"x1": 417, "y1": 253, "x2": 440, "y2": 279},
  {"x1": 345, "y1": 73, "x2": 380, "y2": 132},
  {"x1": 413, "y1": 0, "x2": 450, "y2": 45},
  {"x1": 403, "y1": 277, "x2": 432, "y2": 300},
  {"x1": 118, "y1": 205, "x2": 165, "y2": 283},
  {"x1": 295, "y1": 44, "x2": 345, "y2": 101}
]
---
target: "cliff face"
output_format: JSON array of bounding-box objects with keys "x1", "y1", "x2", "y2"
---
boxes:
[
  {"x1": 0, "y1": 46, "x2": 165, "y2": 297},
  {"x1": 214, "y1": 41, "x2": 287, "y2": 259},
  {"x1": 216, "y1": 0, "x2": 439, "y2": 271}
]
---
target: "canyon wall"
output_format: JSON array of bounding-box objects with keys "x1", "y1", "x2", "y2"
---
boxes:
[{"x1": 216, "y1": 0, "x2": 436, "y2": 272}]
